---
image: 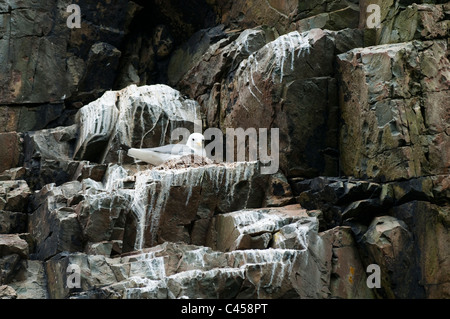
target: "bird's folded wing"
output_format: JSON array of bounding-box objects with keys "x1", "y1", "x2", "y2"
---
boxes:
[{"x1": 145, "y1": 144, "x2": 194, "y2": 155}]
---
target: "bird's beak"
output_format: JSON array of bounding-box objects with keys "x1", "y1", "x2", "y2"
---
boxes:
[{"x1": 197, "y1": 142, "x2": 203, "y2": 147}]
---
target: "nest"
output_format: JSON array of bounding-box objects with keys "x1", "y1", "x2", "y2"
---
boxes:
[{"x1": 155, "y1": 155, "x2": 214, "y2": 170}]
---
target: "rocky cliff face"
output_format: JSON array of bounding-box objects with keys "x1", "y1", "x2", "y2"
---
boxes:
[{"x1": 0, "y1": 0, "x2": 448, "y2": 299}]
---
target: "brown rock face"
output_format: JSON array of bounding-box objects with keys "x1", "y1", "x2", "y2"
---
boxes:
[
  {"x1": 338, "y1": 39, "x2": 449, "y2": 181},
  {"x1": 0, "y1": 0, "x2": 139, "y2": 105},
  {"x1": 121, "y1": 162, "x2": 269, "y2": 252},
  {"x1": 392, "y1": 202, "x2": 450, "y2": 299},
  {"x1": 0, "y1": 0, "x2": 448, "y2": 301},
  {"x1": 320, "y1": 226, "x2": 375, "y2": 299},
  {"x1": 359, "y1": 1, "x2": 449, "y2": 45},
  {"x1": 0, "y1": 234, "x2": 28, "y2": 259},
  {"x1": 169, "y1": 23, "x2": 368, "y2": 179},
  {"x1": 0, "y1": 133, "x2": 22, "y2": 174},
  {"x1": 0, "y1": 180, "x2": 30, "y2": 213}
]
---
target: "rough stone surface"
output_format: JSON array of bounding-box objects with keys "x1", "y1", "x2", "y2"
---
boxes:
[
  {"x1": 0, "y1": 132, "x2": 22, "y2": 174},
  {"x1": 208, "y1": 205, "x2": 309, "y2": 251},
  {"x1": 392, "y1": 201, "x2": 450, "y2": 298},
  {"x1": 0, "y1": 285, "x2": 17, "y2": 299},
  {"x1": 358, "y1": 216, "x2": 417, "y2": 298},
  {"x1": 296, "y1": 3, "x2": 360, "y2": 32},
  {"x1": 215, "y1": 0, "x2": 298, "y2": 34},
  {"x1": 42, "y1": 219, "x2": 379, "y2": 300},
  {"x1": 43, "y1": 240, "x2": 328, "y2": 299},
  {"x1": 359, "y1": 1, "x2": 449, "y2": 45},
  {"x1": 263, "y1": 172, "x2": 295, "y2": 207},
  {"x1": 173, "y1": 26, "x2": 277, "y2": 99},
  {"x1": 338, "y1": 39, "x2": 450, "y2": 181},
  {"x1": 218, "y1": 29, "x2": 342, "y2": 178},
  {"x1": 0, "y1": 104, "x2": 66, "y2": 133},
  {"x1": 0, "y1": 0, "x2": 139, "y2": 105},
  {"x1": 320, "y1": 226, "x2": 375, "y2": 299},
  {"x1": 168, "y1": 24, "x2": 230, "y2": 88},
  {"x1": 0, "y1": 180, "x2": 31, "y2": 213},
  {"x1": 0, "y1": 211, "x2": 27, "y2": 235},
  {"x1": 0, "y1": 167, "x2": 26, "y2": 182},
  {"x1": 0, "y1": 0, "x2": 447, "y2": 301},
  {"x1": 0, "y1": 234, "x2": 28, "y2": 259},
  {"x1": 8, "y1": 260, "x2": 48, "y2": 299},
  {"x1": 0, "y1": 254, "x2": 21, "y2": 285},
  {"x1": 28, "y1": 182, "x2": 84, "y2": 260},
  {"x1": 74, "y1": 84, "x2": 201, "y2": 164},
  {"x1": 121, "y1": 162, "x2": 269, "y2": 252}
]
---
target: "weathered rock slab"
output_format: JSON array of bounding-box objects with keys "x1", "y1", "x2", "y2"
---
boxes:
[
  {"x1": 338, "y1": 39, "x2": 449, "y2": 181},
  {"x1": 0, "y1": 234, "x2": 28, "y2": 259}
]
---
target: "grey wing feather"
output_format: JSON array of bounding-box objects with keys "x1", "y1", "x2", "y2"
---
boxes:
[{"x1": 146, "y1": 144, "x2": 193, "y2": 155}]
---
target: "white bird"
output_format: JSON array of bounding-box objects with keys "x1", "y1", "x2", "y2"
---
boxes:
[{"x1": 121, "y1": 133, "x2": 206, "y2": 166}]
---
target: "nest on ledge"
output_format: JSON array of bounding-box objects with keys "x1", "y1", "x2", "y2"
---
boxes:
[{"x1": 154, "y1": 155, "x2": 214, "y2": 170}]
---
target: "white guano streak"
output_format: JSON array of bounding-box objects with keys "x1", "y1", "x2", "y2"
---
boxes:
[{"x1": 242, "y1": 31, "x2": 311, "y2": 103}]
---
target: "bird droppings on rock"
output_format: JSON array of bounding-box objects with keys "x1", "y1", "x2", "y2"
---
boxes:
[
  {"x1": 0, "y1": 0, "x2": 448, "y2": 300},
  {"x1": 154, "y1": 155, "x2": 214, "y2": 170}
]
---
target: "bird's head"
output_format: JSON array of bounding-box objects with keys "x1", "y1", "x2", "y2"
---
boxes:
[{"x1": 186, "y1": 133, "x2": 205, "y2": 153}]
